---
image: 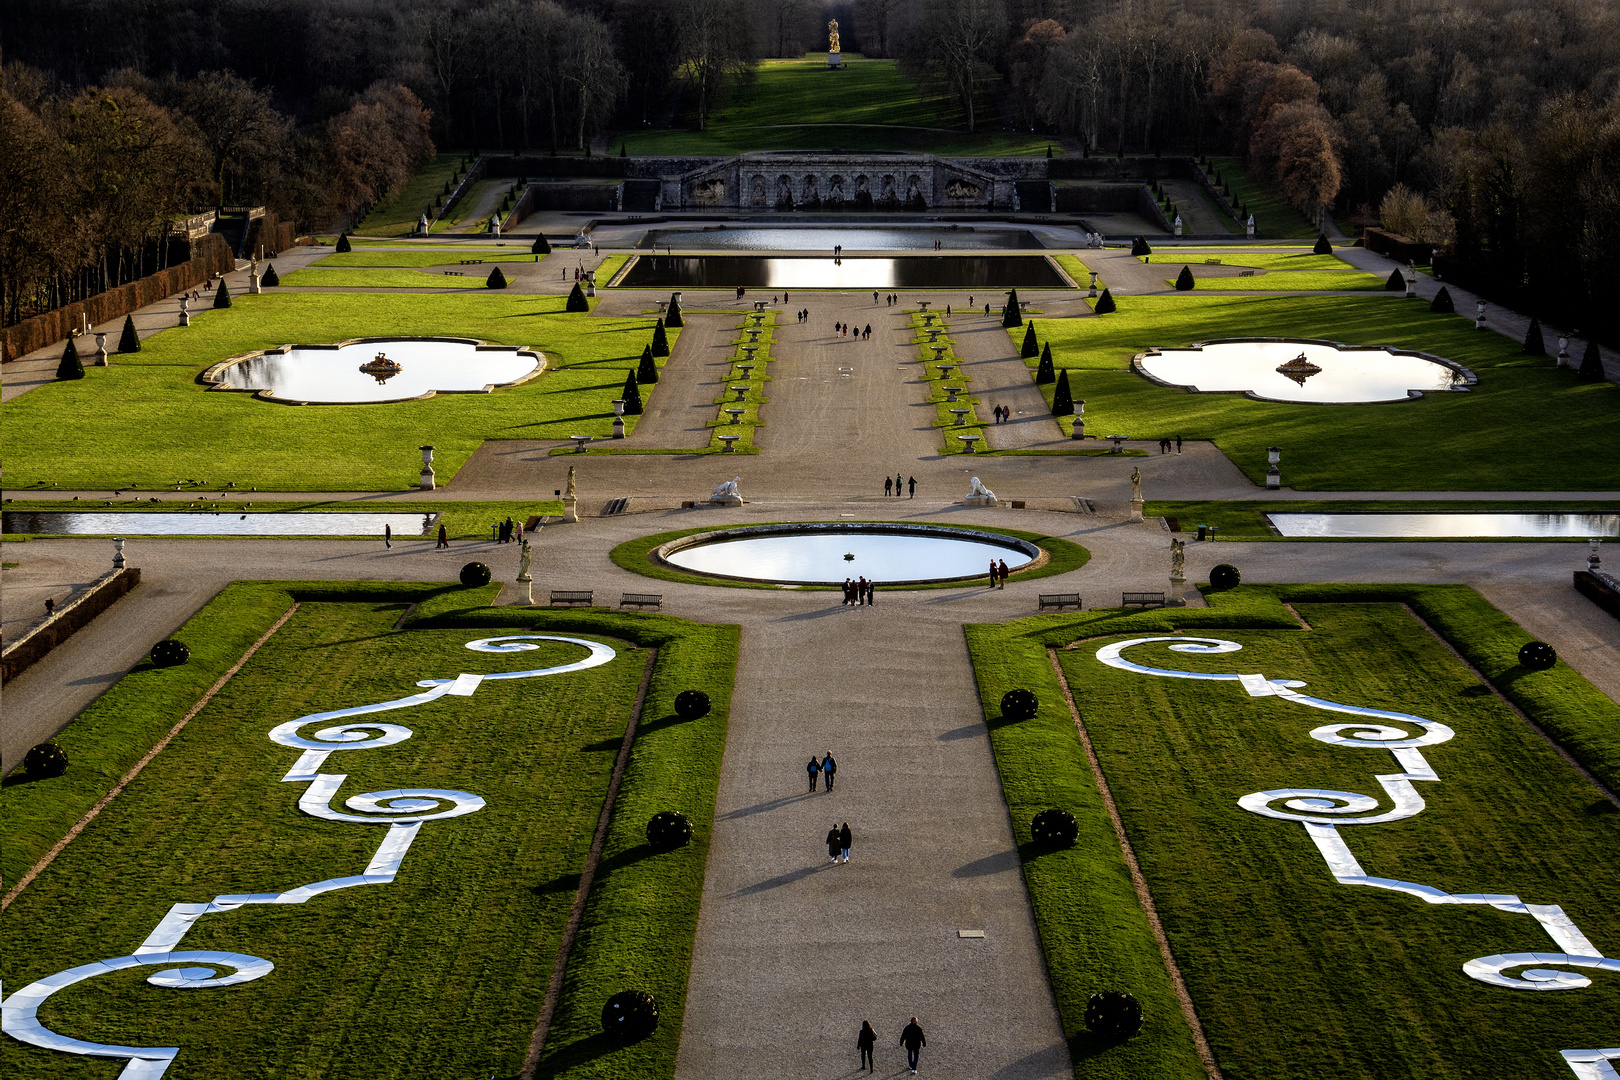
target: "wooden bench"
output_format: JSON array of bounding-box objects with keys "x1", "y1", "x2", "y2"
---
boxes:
[
  {"x1": 1038, "y1": 593, "x2": 1082, "y2": 610},
  {"x1": 1122, "y1": 591, "x2": 1166, "y2": 608},
  {"x1": 549, "y1": 589, "x2": 593, "y2": 607},
  {"x1": 619, "y1": 593, "x2": 663, "y2": 609}
]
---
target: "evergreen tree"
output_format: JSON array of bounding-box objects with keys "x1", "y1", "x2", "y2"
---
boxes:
[
  {"x1": 637, "y1": 344, "x2": 659, "y2": 383},
  {"x1": 532, "y1": 235, "x2": 551, "y2": 255},
  {"x1": 1385, "y1": 268, "x2": 1404, "y2": 291},
  {"x1": 1036, "y1": 342, "x2": 1055, "y2": 383},
  {"x1": 666, "y1": 293, "x2": 683, "y2": 327},
  {"x1": 1175, "y1": 265, "x2": 1196, "y2": 291},
  {"x1": 57, "y1": 337, "x2": 85, "y2": 380},
  {"x1": 1313, "y1": 234, "x2": 1332, "y2": 255},
  {"x1": 214, "y1": 279, "x2": 231, "y2": 308},
  {"x1": 336, "y1": 233, "x2": 351, "y2": 253},
  {"x1": 118, "y1": 314, "x2": 140, "y2": 353},
  {"x1": 1430, "y1": 286, "x2": 1454, "y2": 314},
  {"x1": 486, "y1": 266, "x2": 508, "y2": 289},
  {"x1": 651, "y1": 318, "x2": 669, "y2": 356},
  {"x1": 1578, "y1": 339, "x2": 1605, "y2": 382},
  {"x1": 1021, "y1": 322, "x2": 1038, "y2": 358},
  {"x1": 621, "y1": 368, "x2": 643, "y2": 413},
  {"x1": 1051, "y1": 369, "x2": 1074, "y2": 416},
  {"x1": 1131, "y1": 236, "x2": 1152, "y2": 257},
  {"x1": 566, "y1": 282, "x2": 589, "y2": 312},
  {"x1": 1522, "y1": 316, "x2": 1546, "y2": 355},
  {"x1": 1093, "y1": 288, "x2": 1116, "y2": 314},
  {"x1": 262, "y1": 262, "x2": 279, "y2": 287}
]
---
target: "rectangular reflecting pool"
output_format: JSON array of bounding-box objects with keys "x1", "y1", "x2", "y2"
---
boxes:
[
  {"x1": 640, "y1": 227, "x2": 1044, "y2": 250},
  {"x1": 1266, "y1": 512, "x2": 1620, "y2": 538},
  {"x1": 616, "y1": 255, "x2": 1068, "y2": 290},
  {"x1": 3, "y1": 511, "x2": 439, "y2": 536}
]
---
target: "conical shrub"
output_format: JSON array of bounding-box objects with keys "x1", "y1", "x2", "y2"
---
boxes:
[
  {"x1": 1430, "y1": 286, "x2": 1454, "y2": 314},
  {"x1": 1036, "y1": 342, "x2": 1055, "y2": 384},
  {"x1": 665, "y1": 293, "x2": 683, "y2": 328},
  {"x1": 1523, "y1": 316, "x2": 1546, "y2": 355},
  {"x1": 118, "y1": 314, "x2": 140, "y2": 353},
  {"x1": 1002, "y1": 289, "x2": 1022, "y2": 328},
  {"x1": 335, "y1": 233, "x2": 351, "y2": 253},
  {"x1": 1131, "y1": 236, "x2": 1152, "y2": 257},
  {"x1": 1385, "y1": 268, "x2": 1404, "y2": 291},
  {"x1": 532, "y1": 234, "x2": 551, "y2": 255},
  {"x1": 214, "y1": 279, "x2": 231, "y2": 308},
  {"x1": 1175, "y1": 265, "x2": 1195, "y2": 291},
  {"x1": 486, "y1": 266, "x2": 508, "y2": 289},
  {"x1": 1313, "y1": 234, "x2": 1332, "y2": 255},
  {"x1": 637, "y1": 344, "x2": 658, "y2": 383},
  {"x1": 651, "y1": 318, "x2": 669, "y2": 356},
  {"x1": 621, "y1": 368, "x2": 643, "y2": 414},
  {"x1": 262, "y1": 262, "x2": 280, "y2": 287},
  {"x1": 1021, "y1": 322, "x2": 1038, "y2": 358},
  {"x1": 1051, "y1": 369, "x2": 1074, "y2": 416},
  {"x1": 1578, "y1": 339, "x2": 1605, "y2": 381},
  {"x1": 566, "y1": 282, "x2": 589, "y2": 312},
  {"x1": 1093, "y1": 288, "x2": 1116, "y2": 314},
  {"x1": 58, "y1": 337, "x2": 85, "y2": 380}
]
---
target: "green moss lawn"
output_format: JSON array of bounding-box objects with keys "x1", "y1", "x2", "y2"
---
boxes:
[
  {"x1": 356, "y1": 154, "x2": 466, "y2": 238},
  {"x1": 1, "y1": 292, "x2": 675, "y2": 490},
  {"x1": 316, "y1": 250, "x2": 543, "y2": 268},
  {"x1": 1012, "y1": 294, "x2": 1619, "y2": 489},
  {"x1": 1205, "y1": 157, "x2": 1319, "y2": 238},
  {"x1": 1179, "y1": 269, "x2": 1386, "y2": 291},
  {"x1": 279, "y1": 267, "x2": 486, "y2": 288}
]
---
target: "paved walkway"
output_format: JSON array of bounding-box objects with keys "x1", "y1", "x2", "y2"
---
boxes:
[{"x1": 947, "y1": 311, "x2": 1068, "y2": 449}]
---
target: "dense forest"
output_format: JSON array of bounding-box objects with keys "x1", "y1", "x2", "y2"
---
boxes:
[{"x1": 4, "y1": 0, "x2": 1619, "y2": 336}]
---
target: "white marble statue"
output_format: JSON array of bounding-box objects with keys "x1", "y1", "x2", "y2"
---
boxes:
[
  {"x1": 517, "y1": 537, "x2": 533, "y2": 582},
  {"x1": 712, "y1": 477, "x2": 741, "y2": 499},
  {"x1": 1131, "y1": 466, "x2": 1142, "y2": 502},
  {"x1": 968, "y1": 476, "x2": 996, "y2": 500},
  {"x1": 565, "y1": 465, "x2": 577, "y2": 500},
  {"x1": 1170, "y1": 537, "x2": 1185, "y2": 578}
]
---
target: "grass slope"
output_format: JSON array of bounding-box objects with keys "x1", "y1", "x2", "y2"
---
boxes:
[
  {"x1": 1015, "y1": 294, "x2": 1619, "y2": 488},
  {"x1": 0, "y1": 292, "x2": 675, "y2": 491},
  {"x1": 355, "y1": 154, "x2": 467, "y2": 238},
  {"x1": 1206, "y1": 157, "x2": 1318, "y2": 238}
]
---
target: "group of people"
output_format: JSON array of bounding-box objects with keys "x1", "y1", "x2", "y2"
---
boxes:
[
  {"x1": 879, "y1": 293, "x2": 902, "y2": 305},
  {"x1": 883, "y1": 474, "x2": 916, "y2": 496},
  {"x1": 843, "y1": 577, "x2": 876, "y2": 606},
  {"x1": 794, "y1": 308, "x2": 810, "y2": 323},
  {"x1": 493, "y1": 516, "x2": 522, "y2": 543},
  {"x1": 807, "y1": 752, "x2": 837, "y2": 791},
  {"x1": 988, "y1": 558, "x2": 1011, "y2": 588},
  {"x1": 857, "y1": 1019, "x2": 928, "y2": 1073},
  {"x1": 833, "y1": 321, "x2": 871, "y2": 339},
  {"x1": 1158, "y1": 436, "x2": 1184, "y2": 454},
  {"x1": 990, "y1": 404, "x2": 1013, "y2": 424}
]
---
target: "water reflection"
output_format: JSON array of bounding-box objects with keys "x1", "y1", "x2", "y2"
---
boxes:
[
  {"x1": 1267, "y1": 513, "x2": 1620, "y2": 538},
  {"x1": 665, "y1": 531, "x2": 1033, "y2": 584},
  {"x1": 1138, "y1": 341, "x2": 1461, "y2": 404},
  {"x1": 218, "y1": 339, "x2": 539, "y2": 403},
  {"x1": 3, "y1": 512, "x2": 439, "y2": 536},
  {"x1": 641, "y1": 227, "x2": 1043, "y2": 251},
  {"x1": 619, "y1": 255, "x2": 1066, "y2": 290}
]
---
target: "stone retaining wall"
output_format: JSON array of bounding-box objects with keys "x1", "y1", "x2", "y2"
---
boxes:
[{"x1": 1, "y1": 568, "x2": 141, "y2": 684}]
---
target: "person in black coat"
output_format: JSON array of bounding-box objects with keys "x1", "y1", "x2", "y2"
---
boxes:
[
  {"x1": 900, "y1": 1018, "x2": 926, "y2": 1073},
  {"x1": 838, "y1": 821, "x2": 852, "y2": 862},
  {"x1": 807, "y1": 755, "x2": 821, "y2": 792},
  {"x1": 822, "y1": 752, "x2": 837, "y2": 791},
  {"x1": 857, "y1": 1020, "x2": 877, "y2": 1072},
  {"x1": 827, "y1": 825, "x2": 842, "y2": 864}
]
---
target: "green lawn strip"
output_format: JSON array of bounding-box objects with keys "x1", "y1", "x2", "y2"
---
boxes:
[
  {"x1": 910, "y1": 311, "x2": 986, "y2": 452},
  {"x1": 534, "y1": 619, "x2": 739, "y2": 1079},
  {"x1": 1178, "y1": 270, "x2": 1386, "y2": 292},
  {"x1": 2, "y1": 598, "x2": 679, "y2": 1078},
  {"x1": 702, "y1": 312, "x2": 777, "y2": 452},
  {"x1": 1051, "y1": 588, "x2": 1620, "y2": 1079},
  {"x1": 356, "y1": 154, "x2": 466, "y2": 237},
  {"x1": 1023, "y1": 294, "x2": 1620, "y2": 489},
  {"x1": 1205, "y1": 158, "x2": 1318, "y2": 238},
  {"x1": 432, "y1": 177, "x2": 503, "y2": 233},
  {"x1": 963, "y1": 621, "x2": 1209, "y2": 1080},
  {"x1": 1162, "y1": 251, "x2": 1345, "y2": 272},
  {"x1": 315, "y1": 250, "x2": 543, "y2": 268},
  {"x1": 596, "y1": 254, "x2": 630, "y2": 282},
  {"x1": 279, "y1": 267, "x2": 487, "y2": 289},
  {"x1": 1145, "y1": 499, "x2": 1620, "y2": 540},
  {"x1": 0, "y1": 292, "x2": 675, "y2": 491},
  {"x1": 1053, "y1": 254, "x2": 1101, "y2": 291},
  {"x1": 609, "y1": 522, "x2": 1089, "y2": 591}
]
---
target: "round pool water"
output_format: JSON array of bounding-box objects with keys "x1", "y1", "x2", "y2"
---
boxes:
[
  {"x1": 1135, "y1": 339, "x2": 1470, "y2": 404},
  {"x1": 657, "y1": 523, "x2": 1039, "y2": 585},
  {"x1": 205, "y1": 338, "x2": 542, "y2": 404}
]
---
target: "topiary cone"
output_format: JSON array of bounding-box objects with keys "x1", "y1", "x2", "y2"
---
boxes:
[
  {"x1": 1051, "y1": 369, "x2": 1074, "y2": 416},
  {"x1": 566, "y1": 282, "x2": 589, "y2": 312},
  {"x1": 1036, "y1": 342, "x2": 1055, "y2": 384},
  {"x1": 1093, "y1": 288, "x2": 1116, "y2": 315},
  {"x1": 651, "y1": 318, "x2": 670, "y2": 356},
  {"x1": 118, "y1": 314, "x2": 141, "y2": 353},
  {"x1": 262, "y1": 262, "x2": 280, "y2": 287},
  {"x1": 58, "y1": 338, "x2": 85, "y2": 380},
  {"x1": 665, "y1": 293, "x2": 683, "y2": 328},
  {"x1": 214, "y1": 279, "x2": 231, "y2": 309},
  {"x1": 1430, "y1": 286, "x2": 1454, "y2": 314},
  {"x1": 1021, "y1": 321, "x2": 1038, "y2": 358},
  {"x1": 1385, "y1": 268, "x2": 1404, "y2": 291},
  {"x1": 637, "y1": 344, "x2": 658, "y2": 383},
  {"x1": 486, "y1": 266, "x2": 508, "y2": 289},
  {"x1": 621, "y1": 368, "x2": 642, "y2": 414},
  {"x1": 1313, "y1": 233, "x2": 1332, "y2": 255},
  {"x1": 1131, "y1": 236, "x2": 1152, "y2": 257},
  {"x1": 1577, "y1": 339, "x2": 1605, "y2": 382},
  {"x1": 532, "y1": 234, "x2": 551, "y2": 255},
  {"x1": 1522, "y1": 316, "x2": 1545, "y2": 355},
  {"x1": 336, "y1": 233, "x2": 352, "y2": 253},
  {"x1": 1175, "y1": 265, "x2": 1195, "y2": 291}
]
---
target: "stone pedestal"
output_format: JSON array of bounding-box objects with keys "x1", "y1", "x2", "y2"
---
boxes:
[
  {"x1": 963, "y1": 493, "x2": 996, "y2": 507},
  {"x1": 1168, "y1": 573, "x2": 1187, "y2": 607},
  {"x1": 709, "y1": 494, "x2": 743, "y2": 507},
  {"x1": 1130, "y1": 498, "x2": 1145, "y2": 522},
  {"x1": 178, "y1": 297, "x2": 190, "y2": 327},
  {"x1": 93, "y1": 333, "x2": 109, "y2": 366},
  {"x1": 613, "y1": 416, "x2": 625, "y2": 439},
  {"x1": 249, "y1": 272, "x2": 262, "y2": 295},
  {"x1": 1266, "y1": 466, "x2": 1281, "y2": 490},
  {"x1": 563, "y1": 496, "x2": 579, "y2": 523},
  {"x1": 419, "y1": 444, "x2": 436, "y2": 491}
]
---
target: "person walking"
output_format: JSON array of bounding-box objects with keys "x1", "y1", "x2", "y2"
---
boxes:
[
  {"x1": 885, "y1": 475, "x2": 894, "y2": 496},
  {"x1": 865, "y1": 579, "x2": 875, "y2": 606},
  {"x1": 900, "y1": 1018, "x2": 926, "y2": 1073},
  {"x1": 436, "y1": 523, "x2": 449, "y2": 549},
  {"x1": 989, "y1": 559, "x2": 998, "y2": 588},
  {"x1": 908, "y1": 476, "x2": 916, "y2": 497},
  {"x1": 822, "y1": 752, "x2": 837, "y2": 791},
  {"x1": 384, "y1": 523, "x2": 392, "y2": 549},
  {"x1": 807, "y1": 755, "x2": 822, "y2": 792},
  {"x1": 827, "y1": 824, "x2": 842, "y2": 864},
  {"x1": 857, "y1": 1021, "x2": 877, "y2": 1072},
  {"x1": 998, "y1": 558, "x2": 1010, "y2": 588},
  {"x1": 895, "y1": 472, "x2": 903, "y2": 495},
  {"x1": 1176, "y1": 434, "x2": 1183, "y2": 454},
  {"x1": 838, "y1": 821, "x2": 852, "y2": 861}
]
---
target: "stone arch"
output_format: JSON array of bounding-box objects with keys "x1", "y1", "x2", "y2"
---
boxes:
[
  {"x1": 880, "y1": 174, "x2": 897, "y2": 206},
  {"x1": 749, "y1": 175, "x2": 767, "y2": 208},
  {"x1": 800, "y1": 174, "x2": 821, "y2": 208},
  {"x1": 775, "y1": 174, "x2": 794, "y2": 210},
  {"x1": 905, "y1": 173, "x2": 926, "y2": 209},
  {"x1": 828, "y1": 174, "x2": 846, "y2": 204}
]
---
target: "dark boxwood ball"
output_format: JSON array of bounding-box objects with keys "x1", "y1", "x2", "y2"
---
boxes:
[
  {"x1": 459, "y1": 562, "x2": 492, "y2": 587},
  {"x1": 1001, "y1": 688, "x2": 1038, "y2": 720},
  {"x1": 674, "y1": 689, "x2": 711, "y2": 720},
  {"x1": 1209, "y1": 564, "x2": 1241, "y2": 589},
  {"x1": 24, "y1": 742, "x2": 69, "y2": 780},
  {"x1": 151, "y1": 639, "x2": 190, "y2": 667},
  {"x1": 1031, "y1": 807, "x2": 1079, "y2": 848},
  {"x1": 1085, "y1": 991, "x2": 1144, "y2": 1040},
  {"x1": 646, "y1": 810, "x2": 693, "y2": 851},
  {"x1": 1518, "y1": 641, "x2": 1557, "y2": 670},
  {"x1": 601, "y1": 989, "x2": 659, "y2": 1043}
]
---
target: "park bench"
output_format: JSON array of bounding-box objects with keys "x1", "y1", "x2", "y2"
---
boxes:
[
  {"x1": 1038, "y1": 593, "x2": 1082, "y2": 610},
  {"x1": 619, "y1": 593, "x2": 663, "y2": 610},
  {"x1": 1121, "y1": 592, "x2": 1166, "y2": 608},
  {"x1": 549, "y1": 589, "x2": 593, "y2": 607}
]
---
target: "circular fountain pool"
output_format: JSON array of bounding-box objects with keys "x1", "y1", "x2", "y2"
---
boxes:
[
  {"x1": 203, "y1": 337, "x2": 543, "y2": 404},
  {"x1": 655, "y1": 523, "x2": 1041, "y2": 585},
  {"x1": 1134, "y1": 338, "x2": 1473, "y2": 404}
]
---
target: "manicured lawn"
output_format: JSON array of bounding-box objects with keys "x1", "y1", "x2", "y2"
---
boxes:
[
  {"x1": 279, "y1": 267, "x2": 486, "y2": 288},
  {"x1": 317, "y1": 250, "x2": 542, "y2": 268},
  {"x1": 1011, "y1": 294, "x2": 1619, "y2": 488},
  {"x1": 970, "y1": 584, "x2": 1620, "y2": 1080},
  {"x1": 356, "y1": 154, "x2": 467, "y2": 238},
  {"x1": 696, "y1": 313, "x2": 776, "y2": 452},
  {"x1": 910, "y1": 310, "x2": 987, "y2": 452},
  {"x1": 1206, "y1": 157, "x2": 1319, "y2": 238},
  {"x1": 619, "y1": 56, "x2": 1055, "y2": 157},
  {"x1": 0, "y1": 292, "x2": 675, "y2": 491},
  {"x1": 1145, "y1": 499, "x2": 1620, "y2": 540},
  {"x1": 2, "y1": 585, "x2": 738, "y2": 1080},
  {"x1": 1177, "y1": 269, "x2": 1385, "y2": 291}
]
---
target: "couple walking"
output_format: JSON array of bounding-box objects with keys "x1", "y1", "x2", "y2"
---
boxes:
[
  {"x1": 988, "y1": 558, "x2": 1010, "y2": 588},
  {"x1": 857, "y1": 1018, "x2": 927, "y2": 1073},
  {"x1": 826, "y1": 821, "x2": 852, "y2": 862},
  {"x1": 1158, "y1": 435, "x2": 1183, "y2": 454},
  {"x1": 807, "y1": 752, "x2": 837, "y2": 791},
  {"x1": 843, "y1": 577, "x2": 874, "y2": 606}
]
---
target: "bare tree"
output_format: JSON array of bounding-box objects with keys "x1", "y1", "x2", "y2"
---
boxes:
[{"x1": 677, "y1": 0, "x2": 754, "y2": 132}]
